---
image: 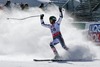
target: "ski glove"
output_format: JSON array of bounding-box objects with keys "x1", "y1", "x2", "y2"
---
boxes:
[{"x1": 40, "y1": 14, "x2": 44, "y2": 19}]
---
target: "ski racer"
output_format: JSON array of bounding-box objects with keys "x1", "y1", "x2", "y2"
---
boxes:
[{"x1": 40, "y1": 7, "x2": 69, "y2": 59}]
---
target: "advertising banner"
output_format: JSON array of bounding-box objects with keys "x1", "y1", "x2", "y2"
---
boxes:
[{"x1": 87, "y1": 23, "x2": 100, "y2": 43}]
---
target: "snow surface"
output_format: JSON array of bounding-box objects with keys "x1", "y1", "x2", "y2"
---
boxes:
[{"x1": 0, "y1": 4, "x2": 100, "y2": 67}]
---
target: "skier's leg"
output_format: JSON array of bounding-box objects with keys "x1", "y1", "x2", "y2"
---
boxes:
[
  {"x1": 50, "y1": 40, "x2": 59, "y2": 56},
  {"x1": 58, "y1": 36, "x2": 69, "y2": 51},
  {"x1": 50, "y1": 39, "x2": 59, "y2": 59},
  {"x1": 50, "y1": 43, "x2": 59, "y2": 56}
]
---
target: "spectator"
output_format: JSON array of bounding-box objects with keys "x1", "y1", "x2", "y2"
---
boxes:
[
  {"x1": 24, "y1": 3, "x2": 29, "y2": 9},
  {"x1": 39, "y1": 3, "x2": 44, "y2": 8},
  {"x1": 4, "y1": 0, "x2": 11, "y2": 8},
  {"x1": 20, "y1": 3, "x2": 25, "y2": 10}
]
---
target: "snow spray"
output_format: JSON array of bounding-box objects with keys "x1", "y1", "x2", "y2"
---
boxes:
[{"x1": 0, "y1": 5, "x2": 99, "y2": 61}]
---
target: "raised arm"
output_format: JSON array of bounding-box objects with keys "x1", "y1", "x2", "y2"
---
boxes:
[
  {"x1": 57, "y1": 7, "x2": 63, "y2": 24},
  {"x1": 40, "y1": 14, "x2": 51, "y2": 28}
]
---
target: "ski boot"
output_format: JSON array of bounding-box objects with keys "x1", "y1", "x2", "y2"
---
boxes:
[
  {"x1": 52, "y1": 48, "x2": 60, "y2": 59},
  {"x1": 63, "y1": 46, "x2": 69, "y2": 51},
  {"x1": 54, "y1": 54, "x2": 60, "y2": 60}
]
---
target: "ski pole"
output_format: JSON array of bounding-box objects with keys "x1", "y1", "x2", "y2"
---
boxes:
[
  {"x1": 7, "y1": 15, "x2": 40, "y2": 20},
  {"x1": 62, "y1": 0, "x2": 70, "y2": 8}
]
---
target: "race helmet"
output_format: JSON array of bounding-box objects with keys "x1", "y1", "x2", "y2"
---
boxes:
[{"x1": 49, "y1": 16, "x2": 56, "y2": 24}]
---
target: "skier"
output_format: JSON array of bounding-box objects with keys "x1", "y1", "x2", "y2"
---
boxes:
[{"x1": 40, "y1": 7, "x2": 69, "y2": 59}]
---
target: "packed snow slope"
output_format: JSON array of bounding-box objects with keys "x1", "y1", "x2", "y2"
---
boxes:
[{"x1": 0, "y1": 5, "x2": 100, "y2": 61}]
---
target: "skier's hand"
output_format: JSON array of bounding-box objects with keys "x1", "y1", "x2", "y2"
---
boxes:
[
  {"x1": 40, "y1": 14, "x2": 44, "y2": 19},
  {"x1": 59, "y1": 7, "x2": 62, "y2": 12}
]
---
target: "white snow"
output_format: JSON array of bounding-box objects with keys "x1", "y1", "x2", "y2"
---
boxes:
[{"x1": 0, "y1": 5, "x2": 100, "y2": 67}]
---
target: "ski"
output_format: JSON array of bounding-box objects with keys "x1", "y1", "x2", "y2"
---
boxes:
[
  {"x1": 33, "y1": 59, "x2": 92, "y2": 62},
  {"x1": 33, "y1": 59, "x2": 68, "y2": 62}
]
